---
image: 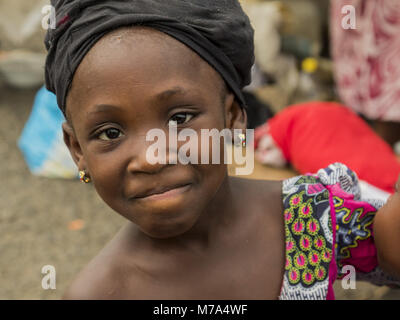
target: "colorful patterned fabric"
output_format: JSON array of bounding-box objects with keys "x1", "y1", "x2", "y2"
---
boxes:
[
  {"x1": 279, "y1": 163, "x2": 400, "y2": 300},
  {"x1": 331, "y1": 0, "x2": 400, "y2": 122}
]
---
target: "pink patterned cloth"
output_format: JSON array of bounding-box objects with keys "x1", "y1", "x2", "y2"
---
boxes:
[{"x1": 331, "y1": 0, "x2": 400, "y2": 122}]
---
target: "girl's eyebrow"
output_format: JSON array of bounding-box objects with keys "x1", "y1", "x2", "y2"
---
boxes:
[
  {"x1": 155, "y1": 87, "x2": 188, "y2": 101},
  {"x1": 87, "y1": 104, "x2": 123, "y2": 116},
  {"x1": 87, "y1": 87, "x2": 193, "y2": 117}
]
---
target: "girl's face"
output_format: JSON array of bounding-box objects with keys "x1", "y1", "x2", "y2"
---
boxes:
[{"x1": 63, "y1": 27, "x2": 246, "y2": 239}]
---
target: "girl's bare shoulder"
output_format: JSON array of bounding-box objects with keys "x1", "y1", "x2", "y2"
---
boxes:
[
  {"x1": 230, "y1": 176, "x2": 285, "y2": 245},
  {"x1": 231, "y1": 177, "x2": 284, "y2": 217}
]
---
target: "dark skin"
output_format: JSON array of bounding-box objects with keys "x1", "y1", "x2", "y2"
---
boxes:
[{"x1": 61, "y1": 27, "x2": 285, "y2": 299}]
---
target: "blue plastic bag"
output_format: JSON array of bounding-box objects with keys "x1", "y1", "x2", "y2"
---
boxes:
[{"x1": 18, "y1": 86, "x2": 78, "y2": 179}]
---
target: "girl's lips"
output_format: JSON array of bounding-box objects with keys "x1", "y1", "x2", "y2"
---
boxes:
[{"x1": 134, "y1": 184, "x2": 192, "y2": 201}]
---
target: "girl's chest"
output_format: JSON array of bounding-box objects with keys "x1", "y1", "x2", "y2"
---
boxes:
[
  {"x1": 184, "y1": 249, "x2": 284, "y2": 299},
  {"x1": 132, "y1": 250, "x2": 284, "y2": 299},
  {"x1": 123, "y1": 229, "x2": 285, "y2": 299}
]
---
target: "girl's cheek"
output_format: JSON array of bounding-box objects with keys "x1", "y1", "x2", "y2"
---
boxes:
[{"x1": 86, "y1": 154, "x2": 122, "y2": 188}]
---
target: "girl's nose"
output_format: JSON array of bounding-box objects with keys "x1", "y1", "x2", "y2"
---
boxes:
[{"x1": 126, "y1": 132, "x2": 177, "y2": 174}]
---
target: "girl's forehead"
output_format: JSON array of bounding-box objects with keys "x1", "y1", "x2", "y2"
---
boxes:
[
  {"x1": 73, "y1": 27, "x2": 220, "y2": 91},
  {"x1": 82, "y1": 27, "x2": 207, "y2": 74}
]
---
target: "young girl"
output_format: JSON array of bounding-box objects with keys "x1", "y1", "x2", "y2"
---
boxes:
[{"x1": 44, "y1": 0, "x2": 400, "y2": 300}]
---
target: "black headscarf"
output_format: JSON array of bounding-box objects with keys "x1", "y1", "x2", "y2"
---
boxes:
[{"x1": 44, "y1": 0, "x2": 255, "y2": 115}]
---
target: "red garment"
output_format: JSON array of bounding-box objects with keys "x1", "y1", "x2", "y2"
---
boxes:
[{"x1": 255, "y1": 101, "x2": 400, "y2": 194}]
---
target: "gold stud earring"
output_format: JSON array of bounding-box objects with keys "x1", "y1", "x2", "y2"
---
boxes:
[{"x1": 79, "y1": 170, "x2": 91, "y2": 183}]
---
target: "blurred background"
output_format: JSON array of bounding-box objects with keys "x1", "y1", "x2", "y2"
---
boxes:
[{"x1": 1, "y1": 0, "x2": 400, "y2": 299}]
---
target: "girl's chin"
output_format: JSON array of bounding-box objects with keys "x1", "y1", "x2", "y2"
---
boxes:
[{"x1": 124, "y1": 206, "x2": 199, "y2": 239}]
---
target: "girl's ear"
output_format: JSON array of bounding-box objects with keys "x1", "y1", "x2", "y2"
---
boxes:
[
  {"x1": 62, "y1": 121, "x2": 87, "y2": 170},
  {"x1": 224, "y1": 92, "x2": 248, "y2": 130}
]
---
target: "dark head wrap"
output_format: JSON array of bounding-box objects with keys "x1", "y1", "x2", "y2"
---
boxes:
[{"x1": 44, "y1": 0, "x2": 255, "y2": 115}]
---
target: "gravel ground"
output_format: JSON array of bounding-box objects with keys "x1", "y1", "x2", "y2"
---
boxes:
[
  {"x1": 0, "y1": 85, "x2": 125, "y2": 299},
  {"x1": 0, "y1": 85, "x2": 399, "y2": 300}
]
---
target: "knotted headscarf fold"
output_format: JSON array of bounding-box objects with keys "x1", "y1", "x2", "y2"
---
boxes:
[{"x1": 44, "y1": 0, "x2": 255, "y2": 115}]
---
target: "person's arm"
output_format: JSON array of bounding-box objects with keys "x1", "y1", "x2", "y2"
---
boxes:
[{"x1": 373, "y1": 175, "x2": 400, "y2": 278}]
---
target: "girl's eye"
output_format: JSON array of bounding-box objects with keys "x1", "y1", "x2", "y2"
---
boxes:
[
  {"x1": 168, "y1": 113, "x2": 194, "y2": 127},
  {"x1": 98, "y1": 128, "x2": 122, "y2": 141}
]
